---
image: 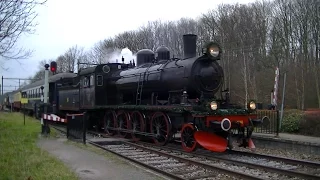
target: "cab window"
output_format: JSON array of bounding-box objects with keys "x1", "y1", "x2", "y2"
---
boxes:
[{"x1": 97, "y1": 75, "x2": 103, "y2": 86}]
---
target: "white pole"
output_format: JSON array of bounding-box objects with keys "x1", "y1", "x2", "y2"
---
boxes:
[
  {"x1": 44, "y1": 68, "x2": 49, "y2": 104},
  {"x1": 273, "y1": 67, "x2": 280, "y2": 108},
  {"x1": 42, "y1": 64, "x2": 50, "y2": 135},
  {"x1": 279, "y1": 72, "x2": 287, "y2": 129}
]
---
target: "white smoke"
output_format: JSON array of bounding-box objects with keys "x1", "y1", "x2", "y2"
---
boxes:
[{"x1": 106, "y1": 47, "x2": 136, "y2": 64}]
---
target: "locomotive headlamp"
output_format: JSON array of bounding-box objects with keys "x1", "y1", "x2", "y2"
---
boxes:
[
  {"x1": 248, "y1": 101, "x2": 256, "y2": 110},
  {"x1": 203, "y1": 42, "x2": 221, "y2": 60},
  {"x1": 210, "y1": 101, "x2": 218, "y2": 110},
  {"x1": 209, "y1": 46, "x2": 219, "y2": 57}
]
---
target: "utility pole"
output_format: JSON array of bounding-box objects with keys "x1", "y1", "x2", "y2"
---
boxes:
[{"x1": 2, "y1": 76, "x2": 3, "y2": 95}]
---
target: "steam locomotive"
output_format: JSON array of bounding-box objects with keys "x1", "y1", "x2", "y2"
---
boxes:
[{"x1": 4, "y1": 34, "x2": 268, "y2": 153}]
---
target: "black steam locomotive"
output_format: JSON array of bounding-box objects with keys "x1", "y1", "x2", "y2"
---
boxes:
[{"x1": 17, "y1": 34, "x2": 268, "y2": 152}]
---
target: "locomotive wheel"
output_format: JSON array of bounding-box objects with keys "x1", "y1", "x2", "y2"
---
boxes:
[
  {"x1": 116, "y1": 110, "x2": 130, "y2": 138},
  {"x1": 181, "y1": 123, "x2": 198, "y2": 152},
  {"x1": 104, "y1": 110, "x2": 117, "y2": 136},
  {"x1": 150, "y1": 111, "x2": 171, "y2": 146},
  {"x1": 130, "y1": 111, "x2": 145, "y2": 141}
]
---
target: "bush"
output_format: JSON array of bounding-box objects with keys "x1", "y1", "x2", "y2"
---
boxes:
[
  {"x1": 299, "y1": 111, "x2": 320, "y2": 137},
  {"x1": 281, "y1": 109, "x2": 303, "y2": 133}
]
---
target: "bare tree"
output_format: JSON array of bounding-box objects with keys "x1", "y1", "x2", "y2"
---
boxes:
[
  {"x1": 28, "y1": 59, "x2": 52, "y2": 84},
  {"x1": 87, "y1": 41, "x2": 107, "y2": 64},
  {"x1": 0, "y1": 0, "x2": 47, "y2": 62},
  {"x1": 24, "y1": 0, "x2": 317, "y2": 109},
  {"x1": 309, "y1": 0, "x2": 320, "y2": 107},
  {"x1": 55, "y1": 45, "x2": 84, "y2": 73}
]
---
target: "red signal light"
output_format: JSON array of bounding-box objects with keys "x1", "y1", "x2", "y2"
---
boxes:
[{"x1": 50, "y1": 61, "x2": 57, "y2": 73}]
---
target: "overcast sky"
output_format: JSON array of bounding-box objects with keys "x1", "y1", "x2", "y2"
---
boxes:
[{"x1": 0, "y1": 0, "x2": 255, "y2": 92}]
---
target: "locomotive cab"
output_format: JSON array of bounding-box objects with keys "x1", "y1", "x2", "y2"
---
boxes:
[
  {"x1": 56, "y1": 73, "x2": 79, "y2": 113},
  {"x1": 79, "y1": 66, "x2": 100, "y2": 108},
  {"x1": 78, "y1": 62, "x2": 134, "y2": 108}
]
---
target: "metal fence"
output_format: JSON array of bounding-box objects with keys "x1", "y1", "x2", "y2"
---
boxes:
[
  {"x1": 66, "y1": 113, "x2": 87, "y2": 144},
  {"x1": 254, "y1": 110, "x2": 280, "y2": 135}
]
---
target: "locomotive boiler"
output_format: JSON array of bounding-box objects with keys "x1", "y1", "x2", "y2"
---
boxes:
[{"x1": 114, "y1": 34, "x2": 224, "y2": 105}]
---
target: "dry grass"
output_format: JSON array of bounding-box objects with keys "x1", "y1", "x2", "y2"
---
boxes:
[{"x1": 0, "y1": 112, "x2": 78, "y2": 180}]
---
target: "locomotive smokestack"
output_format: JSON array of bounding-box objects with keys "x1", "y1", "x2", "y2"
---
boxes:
[{"x1": 183, "y1": 34, "x2": 197, "y2": 59}]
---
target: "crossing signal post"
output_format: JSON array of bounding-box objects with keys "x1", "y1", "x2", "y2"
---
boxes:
[{"x1": 41, "y1": 64, "x2": 50, "y2": 135}]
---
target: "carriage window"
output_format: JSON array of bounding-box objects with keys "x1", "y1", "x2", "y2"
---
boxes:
[
  {"x1": 90, "y1": 75, "x2": 94, "y2": 86},
  {"x1": 97, "y1": 75, "x2": 103, "y2": 86}
]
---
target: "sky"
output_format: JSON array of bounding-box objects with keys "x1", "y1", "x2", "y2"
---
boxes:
[{"x1": 0, "y1": 0, "x2": 256, "y2": 93}]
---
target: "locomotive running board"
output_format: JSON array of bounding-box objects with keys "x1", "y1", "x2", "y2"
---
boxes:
[{"x1": 194, "y1": 131, "x2": 228, "y2": 152}]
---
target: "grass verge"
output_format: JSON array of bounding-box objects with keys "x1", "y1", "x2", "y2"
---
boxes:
[{"x1": 0, "y1": 112, "x2": 78, "y2": 180}]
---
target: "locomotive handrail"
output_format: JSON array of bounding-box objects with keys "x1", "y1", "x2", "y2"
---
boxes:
[
  {"x1": 157, "y1": 60, "x2": 171, "y2": 71},
  {"x1": 174, "y1": 59, "x2": 183, "y2": 68},
  {"x1": 118, "y1": 61, "x2": 186, "y2": 79}
]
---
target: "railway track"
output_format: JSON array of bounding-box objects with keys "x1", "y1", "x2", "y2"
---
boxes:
[
  {"x1": 49, "y1": 125, "x2": 320, "y2": 179},
  {"x1": 145, "y1": 142, "x2": 320, "y2": 180},
  {"x1": 91, "y1": 140, "x2": 263, "y2": 180},
  {"x1": 50, "y1": 126, "x2": 257, "y2": 179}
]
